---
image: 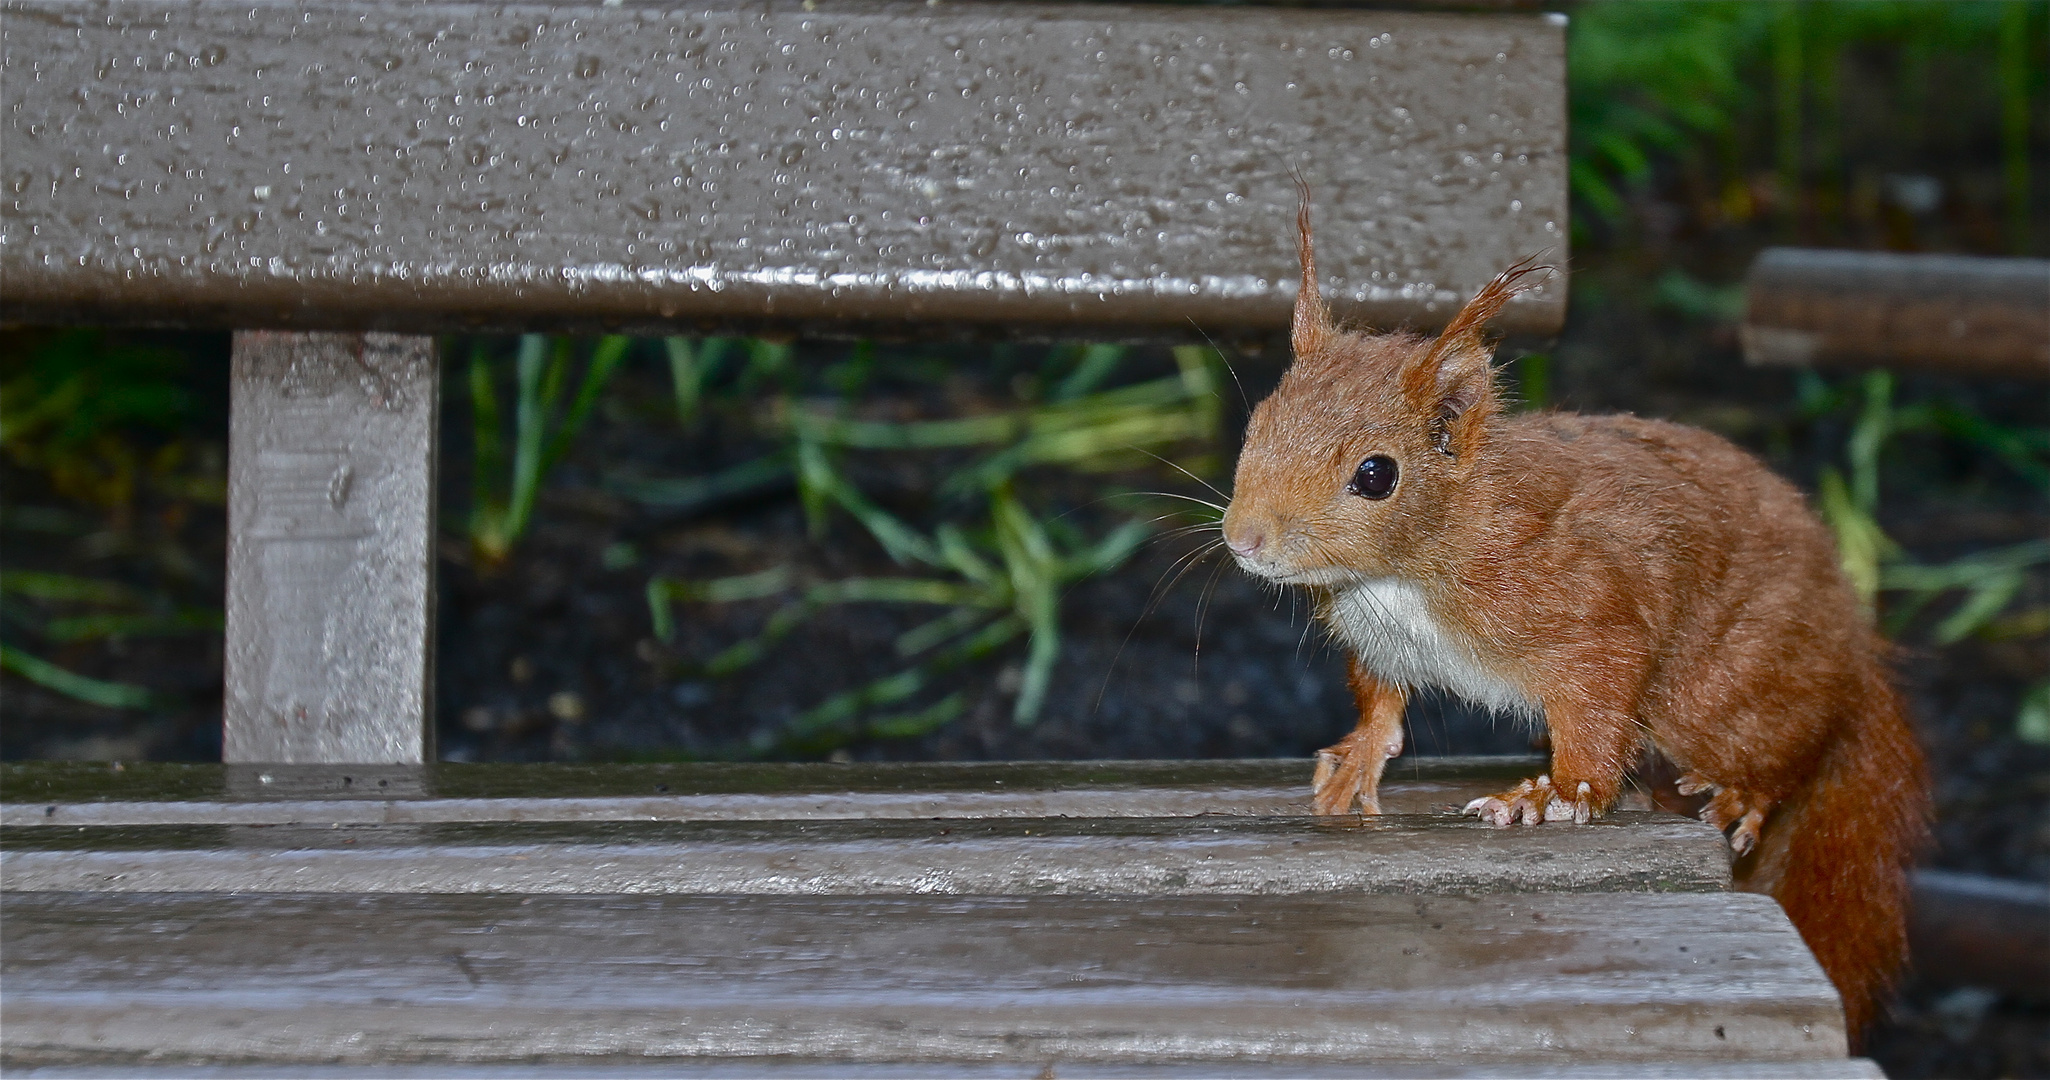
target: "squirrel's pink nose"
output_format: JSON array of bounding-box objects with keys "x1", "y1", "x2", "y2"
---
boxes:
[{"x1": 1225, "y1": 529, "x2": 1265, "y2": 558}]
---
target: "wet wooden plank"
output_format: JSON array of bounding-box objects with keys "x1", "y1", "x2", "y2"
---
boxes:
[
  {"x1": 0, "y1": 757, "x2": 1539, "y2": 825},
  {"x1": 0, "y1": 2, "x2": 1566, "y2": 339},
  {"x1": 0, "y1": 812, "x2": 1732, "y2": 896},
  {"x1": 222, "y1": 331, "x2": 438, "y2": 764},
  {"x1": 0, "y1": 891, "x2": 1845, "y2": 1068},
  {"x1": 1742, "y1": 249, "x2": 2050, "y2": 380}
]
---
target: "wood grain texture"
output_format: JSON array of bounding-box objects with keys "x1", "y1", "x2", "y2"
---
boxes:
[
  {"x1": 0, "y1": 812, "x2": 1732, "y2": 895},
  {"x1": 223, "y1": 331, "x2": 437, "y2": 764},
  {"x1": 0, "y1": 2, "x2": 1566, "y2": 338},
  {"x1": 0, "y1": 757, "x2": 1547, "y2": 826},
  {"x1": 0, "y1": 891, "x2": 1845, "y2": 1067}
]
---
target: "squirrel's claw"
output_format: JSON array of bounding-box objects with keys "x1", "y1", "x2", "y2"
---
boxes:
[{"x1": 1465, "y1": 775, "x2": 1594, "y2": 827}]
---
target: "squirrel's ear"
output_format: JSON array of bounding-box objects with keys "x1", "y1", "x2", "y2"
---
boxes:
[
  {"x1": 1291, "y1": 176, "x2": 1333, "y2": 360},
  {"x1": 1402, "y1": 258, "x2": 1553, "y2": 456},
  {"x1": 1402, "y1": 337, "x2": 1494, "y2": 457}
]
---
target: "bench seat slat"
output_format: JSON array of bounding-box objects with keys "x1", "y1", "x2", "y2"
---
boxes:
[
  {"x1": 0, "y1": 756, "x2": 1545, "y2": 825},
  {"x1": 1, "y1": 891, "x2": 1843, "y2": 1067},
  {"x1": 0, "y1": 813, "x2": 1732, "y2": 896},
  {"x1": 0, "y1": 2, "x2": 1566, "y2": 337}
]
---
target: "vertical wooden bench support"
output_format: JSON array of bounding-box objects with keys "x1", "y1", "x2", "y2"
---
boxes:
[{"x1": 223, "y1": 332, "x2": 438, "y2": 764}]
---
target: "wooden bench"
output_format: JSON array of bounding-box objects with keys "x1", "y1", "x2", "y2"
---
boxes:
[
  {"x1": 1, "y1": 2, "x2": 1880, "y2": 1075},
  {"x1": 3, "y1": 758, "x2": 1878, "y2": 1076},
  {"x1": 1741, "y1": 248, "x2": 2050, "y2": 380}
]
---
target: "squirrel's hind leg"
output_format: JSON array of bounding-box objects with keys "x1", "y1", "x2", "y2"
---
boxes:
[
  {"x1": 1676, "y1": 772, "x2": 1775, "y2": 855},
  {"x1": 1312, "y1": 660, "x2": 1407, "y2": 815}
]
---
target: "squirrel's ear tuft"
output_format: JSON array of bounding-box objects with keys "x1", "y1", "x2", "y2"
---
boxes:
[
  {"x1": 1402, "y1": 257, "x2": 1553, "y2": 454},
  {"x1": 1432, "y1": 256, "x2": 1553, "y2": 356},
  {"x1": 1291, "y1": 174, "x2": 1333, "y2": 360}
]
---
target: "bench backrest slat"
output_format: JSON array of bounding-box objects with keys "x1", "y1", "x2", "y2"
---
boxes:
[{"x1": 2, "y1": 1, "x2": 1567, "y2": 338}]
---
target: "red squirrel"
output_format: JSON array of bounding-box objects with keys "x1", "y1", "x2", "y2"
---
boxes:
[{"x1": 1221, "y1": 190, "x2": 1929, "y2": 1041}]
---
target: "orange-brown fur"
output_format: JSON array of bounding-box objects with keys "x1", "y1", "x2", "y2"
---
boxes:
[{"x1": 1222, "y1": 191, "x2": 1929, "y2": 1042}]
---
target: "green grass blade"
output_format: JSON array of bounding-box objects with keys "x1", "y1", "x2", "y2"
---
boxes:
[
  {"x1": 0, "y1": 571, "x2": 136, "y2": 605},
  {"x1": 704, "y1": 599, "x2": 822, "y2": 676},
  {"x1": 935, "y1": 524, "x2": 1002, "y2": 587},
  {"x1": 542, "y1": 335, "x2": 630, "y2": 475},
  {"x1": 1013, "y1": 616, "x2": 1060, "y2": 726},
  {"x1": 794, "y1": 437, "x2": 836, "y2": 541},
  {"x1": 0, "y1": 643, "x2": 155, "y2": 709},
  {"x1": 1817, "y1": 467, "x2": 1897, "y2": 608},
  {"x1": 790, "y1": 667, "x2": 927, "y2": 737},
  {"x1": 665, "y1": 338, "x2": 700, "y2": 425},
  {"x1": 807, "y1": 578, "x2": 990, "y2": 607},
  {"x1": 867, "y1": 692, "x2": 967, "y2": 739},
  {"x1": 607, "y1": 454, "x2": 793, "y2": 512},
  {"x1": 1071, "y1": 519, "x2": 1152, "y2": 580},
  {"x1": 503, "y1": 334, "x2": 552, "y2": 551},
  {"x1": 742, "y1": 339, "x2": 793, "y2": 392},
  {"x1": 646, "y1": 577, "x2": 678, "y2": 644},
  {"x1": 2018, "y1": 680, "x2": 2050, "y2": 745},
  {"x1": 648, "y1": 567, "x2": 797, "y2": 642},
  {"x1": 1847, "y1": 370, "x2": 1893, "y2": 514},
  {"x1": 677, "y1": 567, "x2": 798, "y2": 605},
  {"x1": 467, "y1": 341, "x2": 508, "y2": 558},
  {"x1": 896, "y1": 607, "x2": 997, "y2": 657},
  {"x1": 666, "y1": 337, "x2": 738, "y2": 426},
  {"x1": 798, "y1": 440, "x2": 942, "y2": 566},
  {"x1": 1934, "y1": 570, "x2": 2023, "y2": 646},
  {"x1": 921, "y1": 613, "x2": 1027, "y2": 670},
  {"x1": 1053, "y1": 344, "x2": 1125, "y2": 401},
  {"x1": 1882, "y1": 539, "x2": 2050, "y2": 591},
  {"x1": 43, "y1": 609, "x2": 223, "y2": 644},
  {"x1": 791, "y1": 409, "x2": 1021, "y2": 449}
]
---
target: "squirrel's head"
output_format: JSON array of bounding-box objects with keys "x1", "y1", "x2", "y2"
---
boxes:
[{"x1": 1221, "y1": 185, "x2": 1549, "y2": 587}]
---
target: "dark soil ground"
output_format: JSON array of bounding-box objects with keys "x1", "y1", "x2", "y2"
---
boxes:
[{"x1": 4, "y1": 251, "x2": 2045, "y2": 1076}]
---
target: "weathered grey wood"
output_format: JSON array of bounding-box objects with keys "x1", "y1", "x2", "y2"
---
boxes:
[
  {"x1": 1742, "y1": 248, "x2": 2050, "y2": 379},
  {"x1": 0, "y1": 891, "x2": 1846, "y2": 1068},
  {"x1": 223, "y1": 331, "x2": 437, "y2": 764},
  {"x1": 0, "y1": 2, "x2": 1566, "y2": 339},
  {"x1": 0, "y1": 1061, "x2": 1897, "y2": 1079},
  {"x1": 0, "y1": 757, "x2": 1544, "y2": 826},
  {"x1": 0, "y1": 813, "x2": 1732, "y2": 896}
]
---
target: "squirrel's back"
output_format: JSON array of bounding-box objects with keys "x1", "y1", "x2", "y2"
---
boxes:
[{"x1": 1490, "y1": 410, "x2": 1928, "y2": 1039}]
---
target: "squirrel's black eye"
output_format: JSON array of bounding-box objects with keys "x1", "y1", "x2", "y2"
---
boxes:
[{"x1": 1348, "y1": 455, "x2": 1399, "y2": 500}]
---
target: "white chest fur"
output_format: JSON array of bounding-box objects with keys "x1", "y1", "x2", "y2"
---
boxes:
[{"x1": 1324, "y1": 579, "x2": 1537, "y2": 718}]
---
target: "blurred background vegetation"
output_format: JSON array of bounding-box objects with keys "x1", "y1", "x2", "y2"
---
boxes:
[{"x1": 3, "y1": 0, "x2": 2044, "y2": 760}]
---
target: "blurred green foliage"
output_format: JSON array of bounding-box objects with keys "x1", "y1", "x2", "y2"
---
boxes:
[
  {"x1": 1801, "y1": 369, "x2": 2050, "y2": 740},
  {"x1": 464, "y1": 334, "x2": 633, "y2": 567},
  {"x1": 1, "y1": 330, "x2": 226, "y2": 716},
  {"x1": 1571, "y1": 0, "x2": 2043, "y2": 248},
  {"x1": 1, "y1": 330, "x2": 218, "y2": 521}
]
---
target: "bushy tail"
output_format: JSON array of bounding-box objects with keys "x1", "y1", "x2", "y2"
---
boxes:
[{"x1": 1738, "y1": 671, "x2": 1929, "y2": 1045}]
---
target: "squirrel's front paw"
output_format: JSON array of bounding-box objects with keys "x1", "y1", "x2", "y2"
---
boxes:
[
  {"x1": 1464, "y1": 774, "x2": 1593, "y2": 826},
  {"x1": 1312, "y1": 726, "x2": 1402, "y2": 815}
]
